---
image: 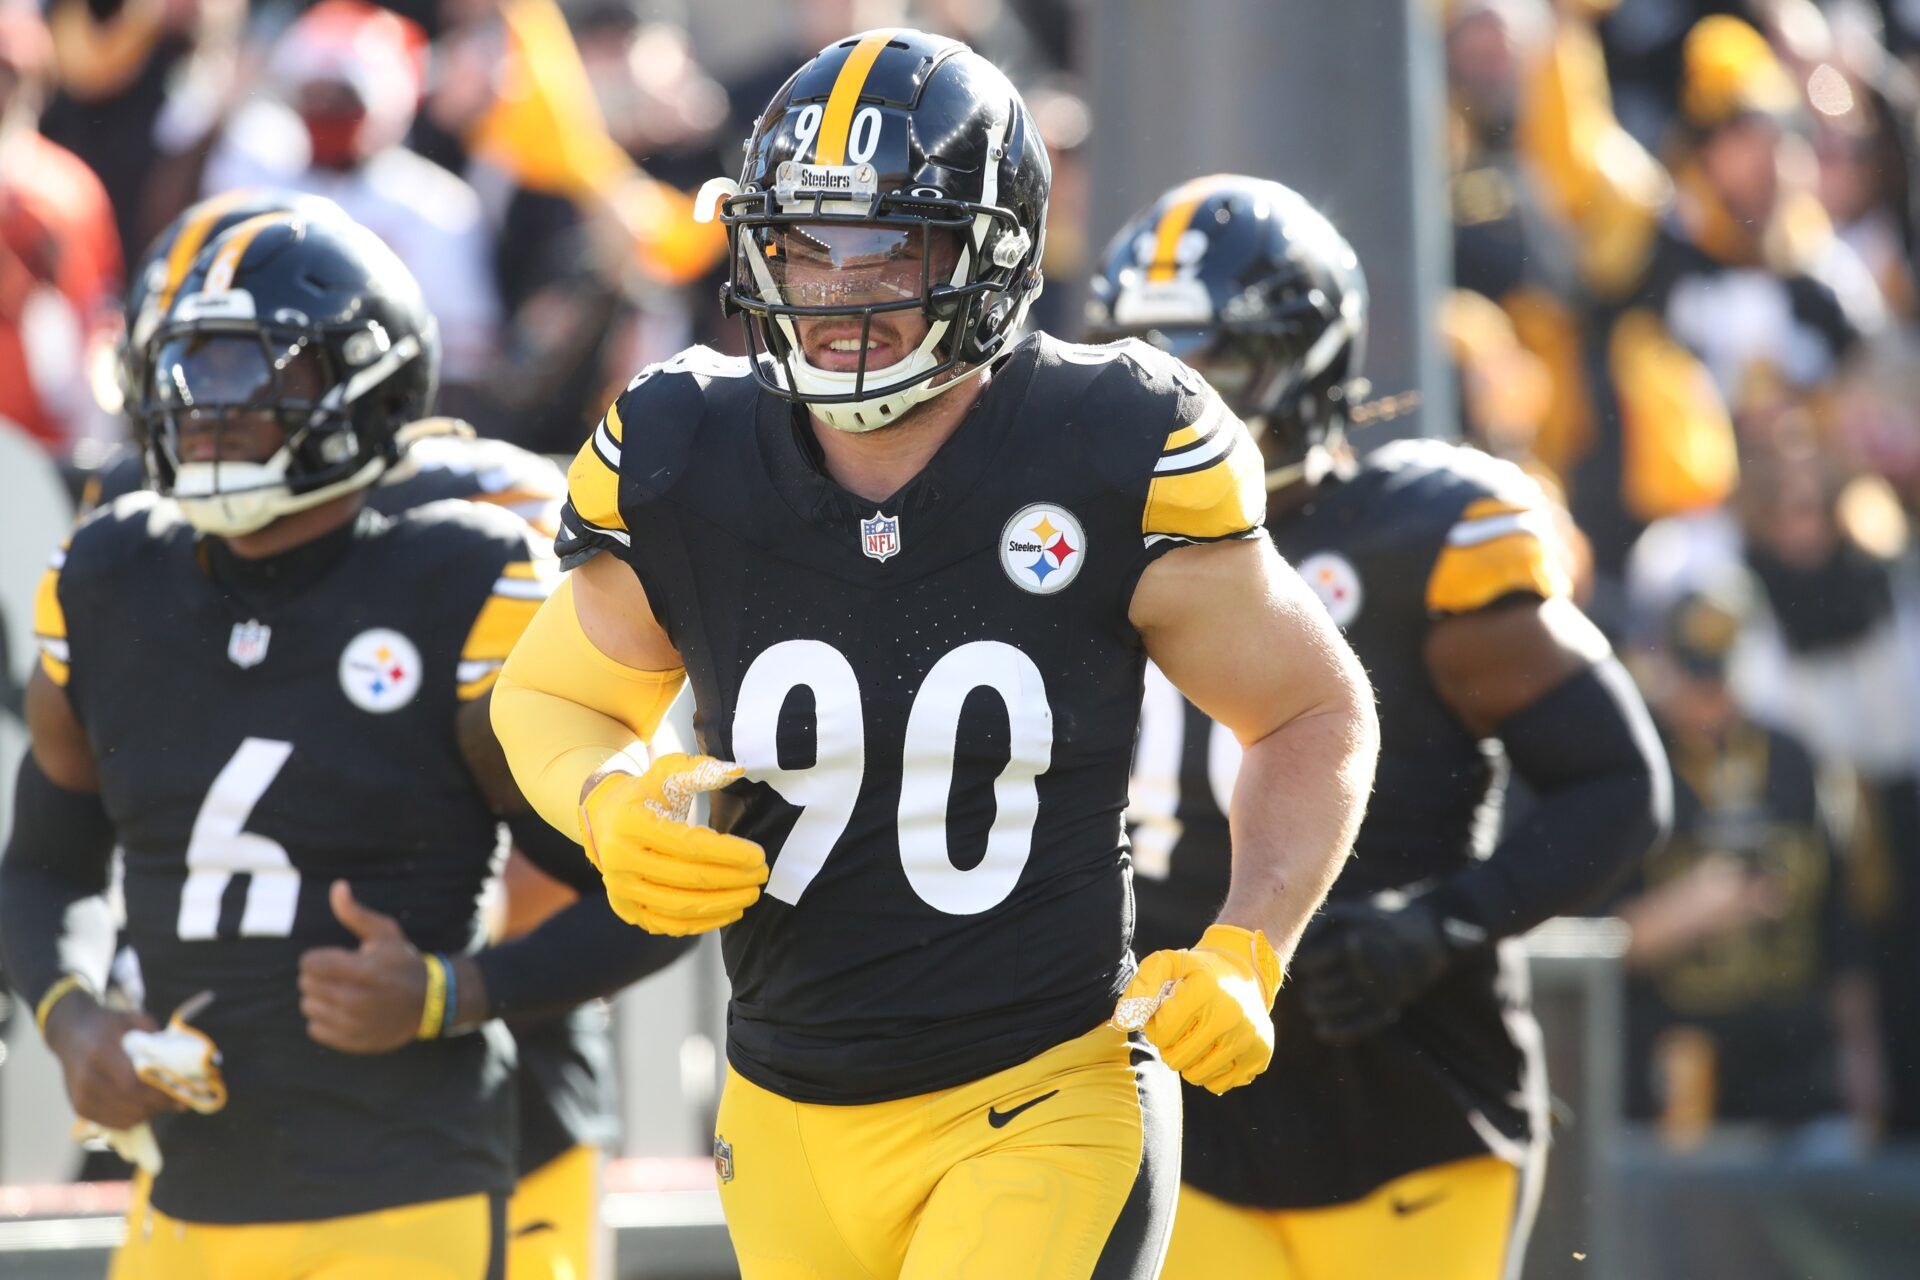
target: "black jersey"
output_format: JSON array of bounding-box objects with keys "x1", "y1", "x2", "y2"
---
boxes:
[
  {"x1": 1130, "y1": 438, "x2": 1570, "y2": 1209},
  {"x1": 35, "y1": 493, "x2": 556, "y2": 1223},
  {"x1": 80, "y1": 424, "x2": 565, "y2": 535},
  {"x1": 557, "y1": 335, "x2": 1266, "y2": 1104}
]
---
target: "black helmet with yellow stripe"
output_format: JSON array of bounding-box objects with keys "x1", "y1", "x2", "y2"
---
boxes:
[
  {"x1": 703, "y1": 28, "x2": 1051, "y2": 433},
  {"x1": 144, "y1": 211, "x2": 439, "y2": 537},
  {"x1": 119, "y1": 188, "x2": 350, "y2": 434},
  {"x1": 1086, "y1": 175, "x2": 1368, "y2": 486}
]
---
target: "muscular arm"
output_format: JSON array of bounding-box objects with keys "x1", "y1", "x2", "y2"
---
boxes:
[
  {"x1": 1422, "y1": 595, "x2": 1671, "y2": 937},
  {"x1": 1131, "y1": 538, "x2": 1379, "y2": 960},
  {"x1": 489, "y1": 552, "x2": 686, "y2": 840}
]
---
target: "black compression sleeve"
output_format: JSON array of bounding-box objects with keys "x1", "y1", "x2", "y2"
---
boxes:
[
  {"x1": 1424, "y1": 658, "x2": 1673, "y2": 943},
  {"x1": 503, "y1": 808, "x2": 600, "y2": 897},
  {"x1": 0, "y1": 753, "x2": 119, "y2": 1009},
  {"x1": 472, "y1": 894, "x2": 694, "y2": 1021}
]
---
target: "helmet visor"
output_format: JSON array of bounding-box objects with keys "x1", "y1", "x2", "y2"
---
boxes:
[
  {"x1": 152, "y1": 332, "x2": 327, "y2": 412},
  {"x1": 738, "y1": 221, "x2": 964, "y2": 311}
]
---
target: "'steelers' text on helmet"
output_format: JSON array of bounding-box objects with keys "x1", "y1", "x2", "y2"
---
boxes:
[
  {"x1": 145, "y1": 212, "x2": 440, "y2": 537},
  {"x1": 705, "y1": 28, "x2": 1050, "y2": 433},
  {"x1": 1086, "y1": 175, "x2": 1368, "y2": 479}
]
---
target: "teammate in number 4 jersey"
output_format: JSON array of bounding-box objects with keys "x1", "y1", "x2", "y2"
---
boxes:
[
  {"x1": 0, "y1": 211, "x2": 687, "y2": 1278},
  {"x1": 491, "y1": 29, "x2": 1378, "y2": 1280},
  {"x1": 1090, "y1": 175, "x2": 1672, "y2": 1280}
]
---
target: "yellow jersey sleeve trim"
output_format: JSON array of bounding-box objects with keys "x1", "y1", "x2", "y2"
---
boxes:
[
  {"x1": 1141, "y1": 403, "x2": 1265, "y2": 544},
  {"x1": 1426, "y1": 498, "x2": 1571, "y2": 615},
  {"x1": 34, "y1": 547, "x2": 70, "y2": 686},
  {"x1": 565, "y1": 404, "x2": 627, "y2": 535},
  {"x1": 458, "y1": 559, "x2": 558, "y2": 700}
]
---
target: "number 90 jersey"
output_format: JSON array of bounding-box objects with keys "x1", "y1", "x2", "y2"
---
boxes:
[{"x1": 558, "y1": 334, "x2": 1265, "y2": 1103}]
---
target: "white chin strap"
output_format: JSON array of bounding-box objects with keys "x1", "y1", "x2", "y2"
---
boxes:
[{"x1": 173, "y1": 454, "x2": 385, "y2": 537}]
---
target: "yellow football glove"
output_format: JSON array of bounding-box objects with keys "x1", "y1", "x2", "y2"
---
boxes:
[
  {"x1": 1114, "y1": 924, "x2": 1283, "y2": 1094},
  {"x1": 580, "y1": 753, "x2": 768, "y2": 936}
]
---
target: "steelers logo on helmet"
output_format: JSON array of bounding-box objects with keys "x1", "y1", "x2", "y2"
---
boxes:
[
  {"x1": 1297, "y1": 551, "x2": 1363, "y2": 627},
  {"x1": 339, "y1": 628, "x2": 423, "y2": 713},
  {"x1": 1001, "y1": 503, "x2": 1086, "y2": 595}
]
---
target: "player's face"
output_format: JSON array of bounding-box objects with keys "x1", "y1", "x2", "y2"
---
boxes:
[
  {"x1": 152, "y1": 333, "x2": 329, "y2": 464},
  {"x1": 761, "y1": 222, "x2": 962, "y2": 373}
]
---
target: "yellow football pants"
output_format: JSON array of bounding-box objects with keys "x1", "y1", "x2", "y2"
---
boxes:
[
  {"x1": 508, "y1": 1144, "x2": 604, "y2": 1280},
  {"x1": 715, "y1": 1021, "x2": 1179, "y2": 1280},
  {"x1": 111, "y1": 1173, "x2": 502, "y2": 1279},
  {"x1": 1160, "y1": 1154, "x2": 1525, "y2": 1280}
]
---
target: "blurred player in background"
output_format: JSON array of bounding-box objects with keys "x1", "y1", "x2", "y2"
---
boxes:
[
  {"x1": 1090, "y1": 175, "x2": 1671, "y2": 1280},
  {"x1": 1, "y1": 210, "x2": 686, "y2": 1278},
  {"x1": 492, "y1": 29, "x2": 1379, "y2": 1280},
  {"x1": 74, "y1": 184, "x2": 630, "y2": 1278}
]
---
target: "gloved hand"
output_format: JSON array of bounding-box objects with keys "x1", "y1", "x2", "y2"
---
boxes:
[
  {"x1": 1114, "y1": 924, "x2": 1283, "y2": 1094},
  {"x1": 580, "y1": 753, "x2": 767, "y2": 936},
  {"x1": 1290, "y1": 897, "x2": 1466, "y2": 1045}
]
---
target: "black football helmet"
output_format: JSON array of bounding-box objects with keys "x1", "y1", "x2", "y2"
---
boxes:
[
  {"x1": 145, "y1": 211, "x2": 439, "y2": 536},
  {"x1": 1086, "y1": 175, "x2": 1368, "y2": 483},
  {"x1": 703, "y1": 28, "x2": 1050, "y2": 432},
  {"x1": 117, "y1": 188, "x2": 350, "y2": 433}
]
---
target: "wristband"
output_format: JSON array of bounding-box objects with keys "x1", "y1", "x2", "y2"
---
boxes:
[
  {"x1": 35, "y1": 973, "x2": 95, "y2": 1039},
  {"x1": 417, "y1": 954, "x2": 448, "y2": 1041},
  {"x1": 438, "y1": 954, "x2": 460, "y2": 1037}
]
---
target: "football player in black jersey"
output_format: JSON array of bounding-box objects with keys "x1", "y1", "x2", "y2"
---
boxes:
[
  {"x1": 79, "y1": 187, "x2": 621, "y2": 1279},
  {"x1": 491, "y1": 29, "x2": 1380, "y2": 1280},
  {"x1": 1090, "y1": 175, "x2": 1672, "y2": 1279},
  {"x1": 0, "y1": 211, "x2": 688, "y2": 1278}
]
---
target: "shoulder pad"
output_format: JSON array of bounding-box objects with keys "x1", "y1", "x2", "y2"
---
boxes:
[
  {"x1": 565, "y1": 347, "x2": 754, "y2": 543},
  {"x1": 1032, "y1": 335, "x2": 1265, "y2": 545},
  {"x1": 64, "y1": 490, "x2": 183, "y2": 574},
  {"x1": 388, "y1": 494, "x2": 539, "y2": 555},
  {"x1": 1370, "y1": 440, "x2": 1572, "y2": 615}
]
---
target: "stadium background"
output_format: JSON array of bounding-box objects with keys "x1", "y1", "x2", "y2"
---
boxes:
[{"x1": 4, "y1": 0, "x2": 1920, "y2": 1275}]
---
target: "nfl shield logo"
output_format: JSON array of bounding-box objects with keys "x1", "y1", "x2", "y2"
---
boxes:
[
  {"x1": 861, "y1": 510, "x2": 902, "y2": 562},
  {"x1": 713, "y1": 1134, "x2": 735, "y2": 1184},
  {"x1": 227, "y1": 619, "x2": 272, "y2": 669}
]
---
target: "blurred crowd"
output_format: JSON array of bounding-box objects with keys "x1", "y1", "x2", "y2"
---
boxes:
[
  {"x1": 5, "y1": 0, "x2": 1920, "y2": 1184},
  {"x1": 1446, "y1": 0, "x2": 1920, "y2": 1153}
]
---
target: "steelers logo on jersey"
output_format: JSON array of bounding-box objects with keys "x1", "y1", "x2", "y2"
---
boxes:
[
  {"x1": 1000, "y1": 503, "x2": 1087, "y2": 595},
  {"x1": 339, "y1": 628, "x2": 424, "y2": 713},
  {"x1": 1297, "y1": 551, "x2": 1363, "y2": 627}
]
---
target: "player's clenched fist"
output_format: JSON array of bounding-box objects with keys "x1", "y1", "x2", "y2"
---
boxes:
[
  {"x1": 1115, "y1": 924, "x2": 1283, "y2": 1094},
  {"x1": 580, "y1": 753, "x2": 768, "y2": 936}
]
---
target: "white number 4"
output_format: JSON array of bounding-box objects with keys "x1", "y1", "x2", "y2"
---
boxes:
[{"x1": 177, "y1": 738, "x2": 300, "y2": 940}]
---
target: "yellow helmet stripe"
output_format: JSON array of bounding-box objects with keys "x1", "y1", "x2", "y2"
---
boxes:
[
  {"x1": 198, "y1": 212, "x2": 288, "y2": 296},
  {"x1": 157, "y1": 190, "x2": 260, "y2": 313},
  {"x1": 1146, "y1": 175, "x2": 1235, "y2": 283},
  {"x1": 815, "y1": 31, "x2": 896, "y2": 165}
]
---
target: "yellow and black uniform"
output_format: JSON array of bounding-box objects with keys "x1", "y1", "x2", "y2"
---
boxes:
[
  {"x1": 67, "y1": 436, "x2": 628, "y2": 1279},
  {"x1": 1131, "y1": 440, "x2": 1569, "y2": 1279},
  {"x1": 31, "y1": 493, "x2": 553, "y2": 1269},
  {"x1": 556, "y1": 334, "x2": 1266, "y2": 1277}
]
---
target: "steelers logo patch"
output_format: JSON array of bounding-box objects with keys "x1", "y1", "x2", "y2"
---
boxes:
[
  {"x1": 1297, "y1": 552, "x2": 1363, "y2": 627},
  {"x1": 339, "y1": 628, "x2": 424, "y2": 713},
  {"x1": 1001, "y1": 503, "x2": 1087, "y2": 595}
]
